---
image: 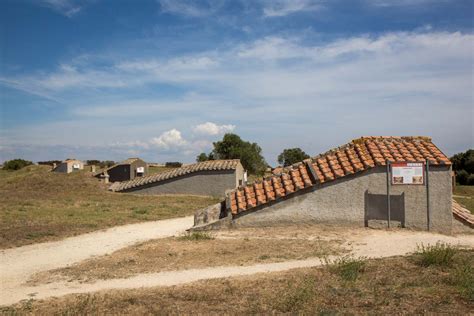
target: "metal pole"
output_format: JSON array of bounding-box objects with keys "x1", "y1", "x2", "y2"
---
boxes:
[
  {"x1": 386, "y1": 160, "x2": 391, "y2": 228},
  {"x1": 426, "y1": 159, "x2": 430, "y2": 231}
]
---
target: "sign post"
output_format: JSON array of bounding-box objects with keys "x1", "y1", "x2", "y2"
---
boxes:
[
  {"x1": 386, "y1": 160, "x2": 391, "y2": 228},
  {"x1": 426, "y1": 159, "x2": 430, "y2": 231}
]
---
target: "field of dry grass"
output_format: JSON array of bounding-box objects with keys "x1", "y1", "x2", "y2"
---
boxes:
[
  {"x1": 0, "y1": 166, "x2": 219, "y2": 248},
  {"x1": 454, "y1": 185, "x2": 474, "y2": 214},
  {"x1": 147, "y1": 165, "x2": 177, "y2": 175},
  {"x1": 5, "y1": 250, "x2": 473, "y2": 314},
  {"x1": 27, "y1": 226, "x2": 345, "y2": 284}
]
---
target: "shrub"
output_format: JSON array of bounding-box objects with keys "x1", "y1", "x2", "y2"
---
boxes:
[
  {"x1": 454, "y1": 260, "x2": 474, "y2": 301},
  {"x1": 326, "y1": 255, "x2": 366, "y2": 281},
  {"x1": 467, "y1": 174, "x2": 474, "y2": 186},
  {"x1": 276, "y1": 277, "x2": 316, "y2": 312},
  {"x1": 165, "y1": 162, "x2": 183, "y2": 168},
  {"x1": 2, "y1": 159, "x2": 33, "y2": 171},
  {"x1": 178, "y1": 231, "x2": 214, "y2": 241},
  {"x1": 415, "y1": 242, "x2": 457, "y2": 267},
  {"x1": 456, "y1": 170, "x2": 469, "y2": 185}
]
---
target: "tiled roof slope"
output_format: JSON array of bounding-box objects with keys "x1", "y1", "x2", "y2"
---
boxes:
[
  {"x1": 452, "y1": 200, "x2": 474, "y2": 228},
  {"x1": 227, "y1": 136, "x2": 450, "y2": 215},
  {"x1": 110, "y1": 159, "x2": 241, "y2": 192}
]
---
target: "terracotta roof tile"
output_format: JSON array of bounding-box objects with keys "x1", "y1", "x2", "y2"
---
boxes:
[
  {"x1": 110, "y1": 159, "x2": 241, "y2": 192},
  {"x1": 226, "y1": 136, "x2": 451, "y2": 215}
]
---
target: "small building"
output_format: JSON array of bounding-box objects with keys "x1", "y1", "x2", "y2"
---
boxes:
[
  {"x1": 96, "y1": 158, "x2": 148, "y2": 183},
  {"x1": 53, "y1": 159, "x2": 84, "y2": 173},
  {"x1": 194, "y1": 137, "x2": 461, "y2": 234},
  {"x1": 109, "y1": 159, "x2": 245, "y2": 197}
]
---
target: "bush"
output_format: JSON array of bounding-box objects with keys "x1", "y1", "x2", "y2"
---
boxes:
[
  {"x1": 37, "y1": 160, "x2": 61, "y2": 166},
  {"x1": 278, "y1": 148, "x2": 310, "y2": 167},
  {"x1": 467, "y1": 174, "x2": 474, "y2": 186},
  {"x1": 326, "y1": 255, "x2": 366, "y2": 281},
  {"x1": 415, "y1": 242, "x2": 457, "y2": 267},
  {"x1": 178, "y1": 231, "x2": 214, "y2": 241},
  {"x1": 456, "y1": 170, "x2": 469, "y2": 185},
  {"x1": 165, "y1": 162, "x2": 183, "y2": 168},
  {"x1": 454, "y1": 260, "x2": 474, "y2": 301},
  {"x1": 276, "y1": 277, "x2": 316, "y2": 312},
  {"x1": 2, "y1": 159, "x2": 33, "y2": 171}
]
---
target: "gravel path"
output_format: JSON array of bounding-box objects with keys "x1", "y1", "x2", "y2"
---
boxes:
[
  {"x1": 1, "y1": 222, "x2": 473, "y2": 306},
  {"x1": 0, "y1": 216, "x2": 193, "y2": 305}
]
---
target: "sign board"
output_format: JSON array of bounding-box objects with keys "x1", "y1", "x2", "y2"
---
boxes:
[
  {"x1": 391, "y1": 162, "x2": 424, "y2": 185},
  {"x1": 136, "y1": 167, "x2": 145, "y2": 173},
  {"x1": 72, "y1": 163, "x2": 80, "y2": 169}
]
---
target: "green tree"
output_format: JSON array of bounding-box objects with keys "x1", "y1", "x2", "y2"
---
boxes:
[
  {"x1": 450, "y1": 149, "x2": 474, "y2": 185},
  {"x1": 211, "y1": 133, "x2": 267, "y2": 175},
  {"x1": 196, "y1": 153, "x2": 208, "y2": 162},
  {"x1": 2, "y1": 159, "x2": 33, "y2": 171},
  {"x1": 277, "y1": 148, "x2": 310, "y2": 167}
]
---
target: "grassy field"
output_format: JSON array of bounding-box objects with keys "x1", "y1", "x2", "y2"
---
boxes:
[
  {"x1": 147, "y1": 165, "x2": 177, "y2": 175},
  {"x1": 454, "y1": 185, "x2": 474, "y2": 214},
  {"x1": 27, "y1": 227, "x2": 344, "y2": 284},
  {"x1": 0, "y1": 166, "x2": 219, "y2": 249},
  {"x1": 4, "y1": 249, "x2": 473, "y2": 314}
]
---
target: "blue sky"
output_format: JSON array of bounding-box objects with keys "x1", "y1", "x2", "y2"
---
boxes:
[{"x1": 0, "y1": 0, "x2": 473, "y2": 165}]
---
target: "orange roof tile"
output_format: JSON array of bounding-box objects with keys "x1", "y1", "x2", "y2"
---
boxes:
[{"x1": 227, "y1": 136, "x2": 450, "y2": 215}]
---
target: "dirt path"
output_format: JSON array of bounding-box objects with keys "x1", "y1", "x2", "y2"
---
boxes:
[
  {"x1": 0, "y1": 216, "x2": 193, "y2": 300},
  {"x1": 1, "y1": 227, "x2": 473, "y2": 306}
]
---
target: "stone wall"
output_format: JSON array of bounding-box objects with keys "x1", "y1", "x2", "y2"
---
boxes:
[
  {"x1": 226, "y1": 166, "x2": 453, "y2": 233},
  {"x1": 124, "y1": 170, "x2": 238, "y2": 197}
]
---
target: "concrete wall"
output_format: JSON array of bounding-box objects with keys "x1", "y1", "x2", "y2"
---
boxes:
[
  {"x1": 235, "y1": 163, "x2": 245, "y2": 187},
  {"x1": 231, "y1": 166, "x2": 453, "y2": 234},
  {"x1": 129, "y1": 159, "x2": 148, "y2": 179},
  {"x1": 124, "y1": 170, "x2": 238, "y2": 197},
  {"x1": 54, "y1": 161, "x2": 84, "y2": 173}
]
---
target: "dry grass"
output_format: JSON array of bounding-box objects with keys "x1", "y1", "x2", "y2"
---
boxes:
[
  {"x1": 27, "y1": 225, "x2": 344, "y2": 284},
  {"x1": 5, "y1": 251, "x2": 473, "y2": 315},
  {"x1": 454, "y1": 185, "x2": 474, "y2": 214},
  {"x1": 147, "y1": 166, "x2": 177, "y2": 175},
  {"x1": 0, "y1": 166, "x2": 219, "y2": 249}
]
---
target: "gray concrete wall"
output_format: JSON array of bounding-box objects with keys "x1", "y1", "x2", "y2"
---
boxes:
[
  {"x1": 232, "y1": 166, "x2": 453, "y2": 233},
  {"x1": 54, "y1": 163, "x2": 68, "y2": 173},
  {"x1": 125, "y1": 170, "x2": 238, "y2": 197},
  {"x1": 235, "y1": 163, "x2": 245, "y2": 187}
]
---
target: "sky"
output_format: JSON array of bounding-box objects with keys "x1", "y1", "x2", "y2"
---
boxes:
[{"x1": 0, "y1": 0, "x2": 473, "y2": 165}]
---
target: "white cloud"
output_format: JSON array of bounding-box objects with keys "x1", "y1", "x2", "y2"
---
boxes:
[
  {"x1": 38, "y1": 0, "x2": 82, "y2": 17},
  {"x1": 2, "y1": 30, "x2": 472, "y2": 163},
  {"x1": 157, "y1": 0, "x2": 224, "y2": 17},
  {"x1": 193, "y1": 122, "x2": 235, "y2": 136},
  {"x1": 262, "y1": 0, "x2": 321, "y2": 17},
  {"x1": 150, "y1": 129, "x2": 188, "y2": 150}
]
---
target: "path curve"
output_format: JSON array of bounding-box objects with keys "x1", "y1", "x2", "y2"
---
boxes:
[
  {"x1": 1, "y1": 228, "x2": 473, "y2": 306},
  {"x1": 0, "y1": 216, "x2": 193, "y2": 288}
]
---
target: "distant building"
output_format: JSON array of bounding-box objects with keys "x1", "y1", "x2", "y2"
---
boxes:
[
  {"x1": 53, "y1": 159, "x2": 84, "y2": 173},
  {"x1": 109, "y1": 159, "x2": 245, "y2": 197},
  {"x1": 96, "y1": 158, "x2": 148, "y2": 182}
]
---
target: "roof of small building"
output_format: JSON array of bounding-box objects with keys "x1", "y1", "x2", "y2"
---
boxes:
[
  {"x1": 109, "y1": 159, "x2": 241, "y2": 192},
  {"x1": 227, "y1": 136, "x2": 451, "y2": 216},
  {"x1": 94, "y1": 158, "x2": 145, "y2": 176}
]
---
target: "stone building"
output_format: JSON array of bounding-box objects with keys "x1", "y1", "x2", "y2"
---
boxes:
[
  {"x1": 52, "y1": 159, "x2": 84, "y2": 174},
  {"x1": 109, "y1": 159, "x2": 245, "y2": 197},
  {"x1": 95, "y1": 158, "x2": 148, "y2": 183},
  {"x1": 194, "y1": 137, "x2": 460, "y2": 234}
]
